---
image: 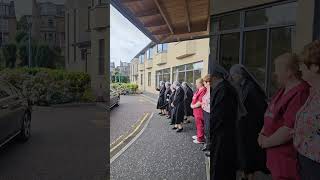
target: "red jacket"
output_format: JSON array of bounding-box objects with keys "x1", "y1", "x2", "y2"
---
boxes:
[{"x1": 192, "y1": 87, "x2": 207, "y2": 117}]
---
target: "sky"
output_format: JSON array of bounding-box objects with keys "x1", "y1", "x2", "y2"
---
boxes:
[
  {"x1": 110, "y1": 5, "x2": 150, "y2": 66},
  {"x1": 13, "y1": 1, "x2": 151, "y2": 67}
]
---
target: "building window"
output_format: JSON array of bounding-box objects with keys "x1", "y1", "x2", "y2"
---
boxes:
[
  {"x1": 48, "y1": 19, "x2": 54, "y2": 28},
  {"x1": 155, "y1": 68, "x2": 170, "y2": 88},
  {"x1": 87, "y1": 7, "x2": 91, "y2": 30},
  {"x1": 139, "y1": 54, "x2": 144, "y2": 64},
  {"x1": 140, "y1": 74, "x2": 143, "y2": 86},
  {"x1": 98, "y1": 39, "x2": 105, "y2": 75},
  {"x1": 210, "y1": 1, "x2": 297, "y2": 98},
  {"x1": 157, "y1": 43, "x2": 168, "y2": 53},
  {"x1": 148, "y1": 72, "x2": 151, "y2": 86},
  {"x1": 220, "y1": 33, "x2": 240, "y2": 71},
  {"x1": 67, "y1": 12, "x2": 70, "y2": 64},
  {"x1": 146, "y1": 48, "x2": 153, "y2": 60},
  {"x1": 172, "y1": 61, "x2": 203, "y2": 90},
  {"x1": 73, "y1": 9, "x2": 77, "y2": 62}
]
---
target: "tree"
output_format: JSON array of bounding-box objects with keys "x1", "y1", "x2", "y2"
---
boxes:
[{"x1": 2, "y1": 43, "x2": 17, "y2": 68}]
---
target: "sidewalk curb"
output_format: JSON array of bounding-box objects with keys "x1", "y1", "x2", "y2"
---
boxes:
[
  {"x1": 205, "y1": 156, "x2": 210, "y2": 180},
  {"x1": 110, "y1": 113, "x2": 154, "y2": 164}
]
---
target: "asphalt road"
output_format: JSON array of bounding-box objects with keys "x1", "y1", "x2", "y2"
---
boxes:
[
  {"x1": 110, "y1": 95, "x2": 156, "y2": 143},
  {"x1": 0, "y1": 105, "x2": 107, "y2": 180}
]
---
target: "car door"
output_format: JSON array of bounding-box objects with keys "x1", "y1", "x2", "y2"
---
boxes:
[
  {"x1": 0, "y1": 84, "x2": 14, "y2": 141},
  {"x1": 7, "y1": 83, "x2": 25, "y2": 132}
]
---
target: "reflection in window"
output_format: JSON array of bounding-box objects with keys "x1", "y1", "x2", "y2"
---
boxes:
[
  {"x1": 139, "y1": 54, "x2": 144, "y2": 64},
  {"x1": 172, "y1": 61, "x2": 203, "y2": 89},
  {"x1": 157, "y1": 43, "x2": 168, "y2": 53},
  {"x1": 269, "y1": 27, "x2": 294, "y2": 97},
  {"x1": 220, "y1": 13, "x2": 240, "y2": 30},
  {"x1": 245, "y1": 2, "x2": 297, "y2": 27},
  {"x1": 244, "y1": 30, "x2": 267, "y2": 88},
  {"x1": 220, "y1": 33, "x2": 240, "y2": 71},
  {"x1": 155, "y1": 68, "x2": 170, "y2": 88}
]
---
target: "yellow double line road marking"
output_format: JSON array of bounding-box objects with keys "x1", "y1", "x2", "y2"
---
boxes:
[{"x1": 110, "y1": 113, "x2": 149, "y2": 154}]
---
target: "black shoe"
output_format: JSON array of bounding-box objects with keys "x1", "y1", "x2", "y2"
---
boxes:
[
  {"x1": 158, "y1": 112, "x2": 162, "y2": 115},
  {"x1": 169, "y1": 123, "x2": 174, "y2": 125},
  {"x1": 176, "y1": 128, "x2": 183, "y2": 132},
  {"x1": 201, "y1": 146, "x2": 207, "y2": 151},
  {"x1": 205, "y1": 151, "x2": 210, "y2": 157},
  {"x1": 160, "y1": 114, "x2": 165, "y2": 116},
  {"x1": 167, "y1": 116, "x2": 171, "y2": 119},
  {"x1": 172, "y1": 127, "x2": 177, "y2": 130}
]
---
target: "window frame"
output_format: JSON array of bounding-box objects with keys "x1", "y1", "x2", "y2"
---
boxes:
[{"x1": 210, "y1": 0, "x2": 297, "y2": 98}]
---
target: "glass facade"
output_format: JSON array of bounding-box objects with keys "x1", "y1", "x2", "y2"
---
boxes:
[
  {"x1": 172, "y1": 61, "x2": 203, "y2": 90},
  {"x1": 155, "y1": 68, "x2": 170, "y2": 88},
  {"x1": 210, "y1": 1, "x2": 297, "y2": 98}
]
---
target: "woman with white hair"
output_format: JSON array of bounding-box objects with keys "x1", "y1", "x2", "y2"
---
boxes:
[
  {"x1": 156, "y1": 81, "x2": 166, "y2": 115},
  {"x1": 171, "y1": 81, "x2": 185, "y2": 132}
]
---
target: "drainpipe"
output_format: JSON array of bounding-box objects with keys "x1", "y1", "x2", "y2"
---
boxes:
[{"x1": 313, "y1": 0, "x2": 320, "y2": 40}]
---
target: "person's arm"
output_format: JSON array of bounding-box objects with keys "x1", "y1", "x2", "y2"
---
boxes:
[
  {"x1": 260, "y1": 126, "x2": 292, "y2": 148},
  {"x1": 260, "y1": 89, "x2": 309, "y2": 148}
]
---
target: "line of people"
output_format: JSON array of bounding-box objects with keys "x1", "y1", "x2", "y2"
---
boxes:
[
  {"x1": 209, "y1": 41, "x2": 320, "y2": 180},
  {"x1": 156, "y1": 40, "x2": 320, "y2": 180}
]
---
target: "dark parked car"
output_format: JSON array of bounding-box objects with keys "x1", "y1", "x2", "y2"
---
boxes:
[
  {"x1": 110, "y1": 88, "x2": 120, "y2": 109},
  {"x1": 0, "y1": 80, "x2": 32, "y2": 147}
]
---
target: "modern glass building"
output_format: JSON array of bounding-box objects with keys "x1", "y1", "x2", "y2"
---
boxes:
[{"x1": 209, "y1": 0, "x2": 319, "y2": 98}]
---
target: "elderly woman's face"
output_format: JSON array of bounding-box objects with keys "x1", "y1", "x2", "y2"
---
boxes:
[
  {"x1": 274, "y1": 58, "x2": 290, "y2": 86},
  {"x1": 196, "y1": 81, "x2": 203, "y2": 89}
]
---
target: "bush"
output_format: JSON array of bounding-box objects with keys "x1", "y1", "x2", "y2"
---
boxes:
[
  {"x1": 0, "y1": 67, "x2": 93, "y2": 105},
  {"x1": 111, "y1": 83, "x2": 139, "y2": 94}
]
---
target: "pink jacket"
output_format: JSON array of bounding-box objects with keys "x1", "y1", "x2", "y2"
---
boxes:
[{"x1": 192, "y1": 87, "x2": 207, "y2": 117}]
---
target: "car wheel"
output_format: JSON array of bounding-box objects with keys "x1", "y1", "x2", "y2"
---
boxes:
[{"x1": 19, "y1": 113, "x2": 31, "y2": 141}]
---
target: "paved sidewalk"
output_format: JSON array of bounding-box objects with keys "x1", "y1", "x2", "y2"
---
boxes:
[{"x1": 111, "y1": 93, "x2": 206, "y2": 179}]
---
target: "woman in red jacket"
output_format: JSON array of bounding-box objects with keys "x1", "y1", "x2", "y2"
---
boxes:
[
  {"x1": 258, "y1": 53, "x2": 310, "y2": 180},
  {"x1": 191, "y1": 78, "x2": 207, "y2": 144}
]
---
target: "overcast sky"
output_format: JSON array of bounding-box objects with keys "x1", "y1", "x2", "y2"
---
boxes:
[
  {"x1": 13, "y1": 1, "x2": 151, "y2": 67},
  {"x1": 110, "y1": 5, "x2": 150, "y2": 66}
]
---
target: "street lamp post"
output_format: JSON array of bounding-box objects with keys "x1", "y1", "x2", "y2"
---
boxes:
[
  {"x1": 0, "y1": 0, "x2": 4, "y2": 49},
  {"x1": 27, "y1": 18, "x2": 32, "y2": 68}
]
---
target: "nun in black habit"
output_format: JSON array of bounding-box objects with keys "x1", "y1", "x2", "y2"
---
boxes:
[
  {"x1": 182, "y1": 82, "x2": 194, "y2": 123},
  {"x1": 169, "y1": 85, "x2": 176, "y2": 123},
  {"x1": 171, "y1": 81, "x2": 185, "y2": 132},
  {"x1": 156, "y1": 81, "x2": 166, "y2": 115},
  {"x1": 229, "y1": 64, "x2": 269, "y2": 180},
  {"x1": 210, "y1": 63, "x2": 239, "y2": 180},
  {"x1": 164, "y1": 82, "x2": 172, "y2": 117}
]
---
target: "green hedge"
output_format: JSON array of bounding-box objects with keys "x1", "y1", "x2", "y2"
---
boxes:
[
  {"x1": 111, "y1": 83, "x2": 139, "y2": 94},
  {"x1": 0, "y1": 67, "x2": 94, "y2": 105}
]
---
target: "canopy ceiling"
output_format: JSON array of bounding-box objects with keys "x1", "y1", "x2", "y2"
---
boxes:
[{"x1": 111, "y1": 0, "x2": 210, "y2": 43}]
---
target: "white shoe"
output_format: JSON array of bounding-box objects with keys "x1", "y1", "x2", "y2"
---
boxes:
[
  {"x1": 193, "y1": 139, "x2": 204, "y2": 144},
  {"x1": 192, "y1": 135, "x2": 197, "y2": 140}
]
